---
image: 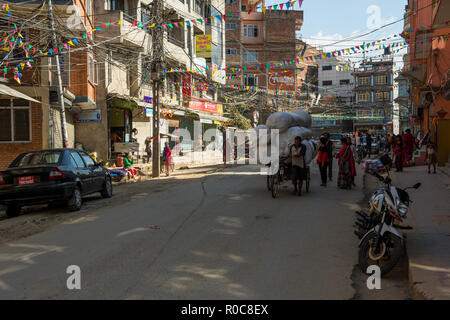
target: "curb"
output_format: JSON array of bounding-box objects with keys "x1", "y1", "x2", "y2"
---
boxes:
[{"x1": 406, "y1": 247, "x2": 429, "y2": 300}]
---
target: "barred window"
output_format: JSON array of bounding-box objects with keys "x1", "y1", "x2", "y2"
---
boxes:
[{"x1": 0, "y1": 98, "x2": 31, "y2": 142}]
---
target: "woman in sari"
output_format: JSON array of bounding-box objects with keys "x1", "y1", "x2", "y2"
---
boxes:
[
  {"x1": 337, "y1": 137, "x2": 356, "y2": 189},
  {"x1": 162, "y1": 142, "x2": 172, "y2": 176}
]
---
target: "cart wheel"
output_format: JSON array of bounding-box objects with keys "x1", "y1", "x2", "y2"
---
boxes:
[
  {"x1": 267, "y1": 175, "x2": 271, "y2": 191},
  {"x1": 271, "y1": 173, "x2": 280, "y2": 198}
]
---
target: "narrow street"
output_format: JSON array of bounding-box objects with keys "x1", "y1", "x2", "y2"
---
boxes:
[{"x1": 0, "y1": 164, "x2": 409, "y2": 299}]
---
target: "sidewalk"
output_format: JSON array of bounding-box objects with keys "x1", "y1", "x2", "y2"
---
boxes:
[{"x1": 389, "y1": 166, "x2": 450, "y2": 300}]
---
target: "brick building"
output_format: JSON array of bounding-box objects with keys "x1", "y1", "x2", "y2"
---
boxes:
[
  {"x1": 401, "y1": 0, "x2": 450, "y2": 166},
  {"x1": 225, "y1": 0, "x2": 303, "y2": 115},
  {"x1": 0, "y1": 0, "x2": 96, "y2": 169}
]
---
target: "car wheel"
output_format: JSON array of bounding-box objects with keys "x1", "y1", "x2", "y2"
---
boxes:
[
  {"x1": 5, "y1": 204, "x2": 21, "y2": 218},
  {"x1": 101, "y1": 176, "x2": 113, "y2": 198},
  {"x1": 67, "y1": 186, "x2": 82, "y2": 211}
]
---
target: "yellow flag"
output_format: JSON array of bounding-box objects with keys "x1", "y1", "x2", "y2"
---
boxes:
[
  {"x1": 118, "y1": 19, "x2": 122, "y2": 26},
  {"x1": 68, "y1": 41, "x2": 74, "y2": 46}
]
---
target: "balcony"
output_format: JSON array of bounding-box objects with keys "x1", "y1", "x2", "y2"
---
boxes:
[
  {"x1": 403, "y1": 11, "x2": 411, "y2": 38},
  {"x1": 95, "y1": 10, "x2": 146, "y2": 49}
]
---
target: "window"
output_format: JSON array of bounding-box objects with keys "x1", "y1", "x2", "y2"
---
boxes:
[
  {"x1": 359, "y1": 76, "x2": 370, "y2": 86},
  {"x1": 244, "y1": 75, "x2": 258, "y2": 86},
  {"x1": 13, "y1": 151, "x2": 62, "y2": 167},
  {"x1": 340, "y1": 79, "x2": 350, "y2": 85},
  {"x1": 195, "y1": 0, "x2": 204, "y2": 16},
  {"x1": 376, "y1": 91, "x2": 390, "y2": 101},
  {"x1": 141, "y1": 5, "x2": 152, "y2": 32},
  {"x1": 322, "y1": 80, "x2": 332, "y2": 86},
  {"x1": 226, "y1": 48, "x2": 238, "y2": 55},
  {"x1": 109, "y1": 0, "x2": 124, "y2": 10},
  {"x1": 226, "y1": 23, "x2": 237, "y2": 30},
  {"x1": 322, "y1": 65, "x2": 332, "y2": 71},
  {"x1": 375, "y1": 75, "x2": 388, "y2": 85},
  {"x1": 0, "y1": 98, "x2": 30, "y2": 142},
  {"x1": 244, "y1": 50, "x2": 258, "y2": 63},
  {"x1": 226, "y1": 0, "x2": 236, "y2": 3},
  {"x1": 358, "y1": 92, "x2": 370, "y2": 102},
  {"x1": 81, "y1": 152, "x2": 96, "y2": 167},
  {"x1": 88, "y1": 52, "x2": 98, "y2": 85},
  {"x1": 70, "y1": 151, "x2": 86, "y2": 168},
  {"x1": 244, "y1": 25, "x2": 258, "y2": 37}
]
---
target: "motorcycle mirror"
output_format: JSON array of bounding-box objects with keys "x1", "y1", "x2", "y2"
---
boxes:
[{"x1": 413, "y1": 183, "x2": 421, "y2": 189}]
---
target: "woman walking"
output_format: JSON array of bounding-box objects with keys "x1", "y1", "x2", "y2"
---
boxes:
[
  {"x1": 392, "y1": 135, "x2": 403, "y2": 172},
  {"x1": 337, "y1": 137, "x2": 356, "y2": 189},
  {"x1": 162, "y1": 142, "x2": 172, "y2": 176},
  {"x1": 317, "y1": 136, "x2": 329, "y2": 187}
]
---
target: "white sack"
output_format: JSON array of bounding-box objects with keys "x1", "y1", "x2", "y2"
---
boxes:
[
  {"x1": 290, "y1": 110, "x2": 312, "y2": 128},
  {"x1": 286, "y1": 126, "x2": 313, "y2": 142},
  {"x1": 266, "y1": 112, "x2": 295, "y2": 132}
]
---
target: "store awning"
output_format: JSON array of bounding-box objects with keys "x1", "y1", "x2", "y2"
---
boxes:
[
  {"x1": 0, "y1": 84, "x2": 40, "y2": 103},
  {"x1": 112, "y1": 97, "x2": 139, "y2": 110}
]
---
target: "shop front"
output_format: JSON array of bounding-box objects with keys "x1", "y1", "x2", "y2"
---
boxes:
[{"x1": 108, "y1": 97, "x2": 140, "y2": 159}]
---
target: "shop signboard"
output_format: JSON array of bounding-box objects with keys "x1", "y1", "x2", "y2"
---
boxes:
[
  {"x1": 146, "y1": 107, "x2": 153, "y2": 117},
  {"x1": 75, "y1": 109, "x2": 101, "y2": 123},
  {"x1": 195, "y1": 35, "x2": 212, "y2": 58},
  {"x1": 268, "y1": 69, "x2": 296, "y2": 91},
  {"x1": 188, "y1": 100, "x2": 219, "y2": 114}
]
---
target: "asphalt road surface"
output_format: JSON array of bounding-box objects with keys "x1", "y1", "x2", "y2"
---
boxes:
[{"x1": 0, "y1": 163, "x2": 409, "y2": 299}]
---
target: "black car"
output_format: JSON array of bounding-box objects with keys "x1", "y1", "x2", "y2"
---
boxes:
[{"x1": 0, "y1": 149, "x2": 112, "y2": 217}]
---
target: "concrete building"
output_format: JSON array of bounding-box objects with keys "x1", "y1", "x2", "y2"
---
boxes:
[
  {"x1": 352, "y1": 59, "x2": 395, "y2": 133},
  {"x1": 317, "y1": 57, "x2": 354, "y2": 104},
  {"x1": 0, "y1": 0, "x2": 96, "y2": 169}
]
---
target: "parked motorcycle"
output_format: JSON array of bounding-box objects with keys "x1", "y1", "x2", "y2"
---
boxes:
[{"x1": 354, "y1": 170, "x2": 421, "y2": 275}]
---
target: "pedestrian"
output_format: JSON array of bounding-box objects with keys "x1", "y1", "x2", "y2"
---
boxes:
[
  {"x1": 162, "y1": 142, "x2": 172, "y2": 176},
  {"x1": 324, "y1": 132, "x2": 333, "y2": 181},
  {"x1": 123, "y1": 152, "x2": 138, "y2": 182},
  {"x1": 355, "y1": 132, "x2": 361, "y2": 148},
  {"x1": 426, "y1": 142, "x2": 438, "y2": 174},
  {"x1": 144, "y1": 137, "x2": 152, "y2": 163},
  {"x1": 289, "y1": 136, "x2": 307, "y2": 196},
  {"x1": 386, "y1": 133, "x2": 392, "y2": 153},
  {"x1": 392, "y1": 135, "x2": 403, "y2": 172},
  {"x1": 402, "y1": 129, "x2": 415, "y2": 165},
  {"x1": 337, "y1": 137, "x2": 356, "y2": 189},
  {"x1": 366, "y1": 134, "x2": 373, "y2": 157},
  {"x1": 317, "y1": 136, "x2": 329, "y2": 187}
]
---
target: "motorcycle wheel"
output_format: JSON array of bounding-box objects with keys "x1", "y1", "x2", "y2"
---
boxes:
[{"x1": 358, "y1": 231, "x2": 403, "y2": 276}]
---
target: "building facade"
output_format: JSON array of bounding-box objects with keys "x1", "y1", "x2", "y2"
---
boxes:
[
  {"x1": 401, "y1": 0, "x2": 450, "y2": 166},
  {"x1": 352, "y1": 59, "x2": 395, "y2": 132}
]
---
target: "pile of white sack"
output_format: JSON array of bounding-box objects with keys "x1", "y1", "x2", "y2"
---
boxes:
[{"x1": 254, "y1": 110, "x2": 318, "y2": 166}]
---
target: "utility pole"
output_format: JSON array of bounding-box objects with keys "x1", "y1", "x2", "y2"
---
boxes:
[
  {"x1": 151, "y1": 0, "x2": 165, "y2": 178},
  {"x1": 47, "y1": 0, "x2": 68, "y2": 148}
]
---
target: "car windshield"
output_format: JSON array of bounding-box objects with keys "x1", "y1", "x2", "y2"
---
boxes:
[
  {"x1": 12, "y1": 151, "x2": 62, "y2": 167},
  {"x1": 330, "y1": 134, "x2": 342, "y2": 140}
]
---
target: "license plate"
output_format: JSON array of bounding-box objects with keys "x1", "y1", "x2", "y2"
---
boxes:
[{"x1": 18, "y1": 176, "x2": 34, "y2": 185}]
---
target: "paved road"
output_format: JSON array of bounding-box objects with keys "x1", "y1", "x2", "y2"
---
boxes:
[{"x1": 0, "y1": 164, "x2": 406, "y2": 299}]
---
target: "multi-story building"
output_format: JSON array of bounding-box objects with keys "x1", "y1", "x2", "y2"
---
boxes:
[
  {"x1": 317, "y1": 57, "x2": 354, "y2": 104},
  {"x1": 93, "y1": 0, "x2": 227, "y2": 161},
  {"x1": 352, "y1": 59, "x2": 395, "y2": 132},
  {"x1": 401, "y1": 0, "x2": 450, "y2": 166},
  {"x1": 225, "y1": 0, "x2": 303, "y2": 119},
  {"x1": 0, "y1": 0, "x2": 96, "y2": 169},
  {"x1": 393, "y1": 74, "x2": 411, "y2": 134}
]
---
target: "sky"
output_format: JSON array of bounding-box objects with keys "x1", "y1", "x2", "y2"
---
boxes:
[{"x1": 264, "y1": 0, "x2": 408, "y2": 68}]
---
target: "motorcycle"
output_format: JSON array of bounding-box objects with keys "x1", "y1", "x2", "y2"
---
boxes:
[{"x1": 354, "y1": 169, "x2": 421, "y2": 275}]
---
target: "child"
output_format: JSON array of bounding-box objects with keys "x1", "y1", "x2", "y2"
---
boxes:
[{"x1": 426, "y1": 142, "x2": 437, "y2": 174}]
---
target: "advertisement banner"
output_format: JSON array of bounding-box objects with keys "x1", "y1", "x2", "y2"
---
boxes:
[
  {"x1": 268, "y1": 69, "x2": 296, "y2": 91},
  {"x1": 195, "y1": 35, "x2": 212, "y2": 58},
  {"x1": 189, "y1": 100, "x2": 219, "y2": 114}
]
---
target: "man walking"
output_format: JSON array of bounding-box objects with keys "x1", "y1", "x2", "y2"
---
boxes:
[
  {"x1": 324, "y1": 133, "x2": 333, "y2": 182},
  {"x1": 366, "y1": 134, "x2": 373, "y2": 158},
  {"x1": 402, "y1": 129, "x2": 415, "y2": 164},
  {"x1": 289, "y1": 136, "x2": 307, "y2": 196}
]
